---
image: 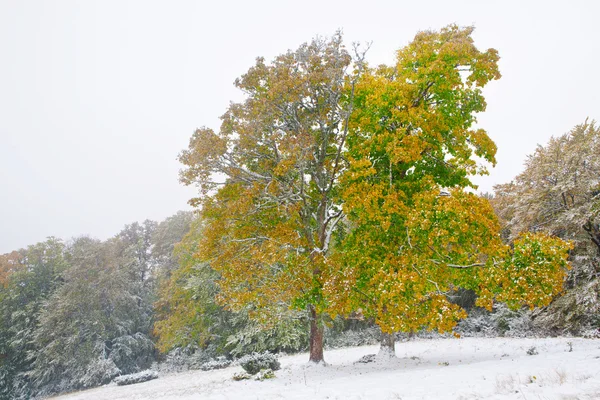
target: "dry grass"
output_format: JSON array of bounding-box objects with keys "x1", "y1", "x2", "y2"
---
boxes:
[
  {"x1": 496, "y1": 369, "x2": 592, "y2": 400},
  {"x1": 495, "y1": 368, "x2": 588, "y2": 395},
  {"x1": 495, "y1": 374, "x2": 518, "y2": 394}
]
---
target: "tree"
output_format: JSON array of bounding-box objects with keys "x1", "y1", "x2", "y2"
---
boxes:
[
  {"x1": 151, "y1": 211, "x2": 195, "y2": 281},
  {"x1": 178, "y1": 32, "x2": 365, "y2": 363},
  {"x1": 29, "y1": 237, "x2": 154, "y2": 396},
  {"x1": 493, "y1": 120, "x2": 600, "y2": 282},
  {"x1": 178, "y1": 26, "x2": 572, "y2": 362},
  {"x1": 119, "y1": 220, "x2": 157, "y2": 287},
  {"x1": 0, "y1": 251, "x2": 24, "y2": 287},
  {"x1": 0, "y1": 238, "x2": 67, "y2": 400},
  {"x1": 117, "y1": 220, "x2": 159, "y2": 338},
  {"x1": 154, "y1": 217, "x2": 223, "y2": 352},
  {"x1": 324, "y1": 25, "x2": 571, "y2": 355},
  {"x1": 153, "y1": 217, "x2": 307, "y2": 357},
  {"x1": 0, "y1": 215, "x2": 197, "y2": 398}
]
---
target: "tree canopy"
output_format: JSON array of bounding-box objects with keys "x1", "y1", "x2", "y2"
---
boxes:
[
  {"x1": 174, "y1": 25, "x2": 572, "y2": 362},
  {"x1": 493, "y1": 121, "x2": 600, "y2": 250},
  {"x1": 493, "y1": 120, "x2": 600, "y2": 281},
  {"x1": 179, "y1": 32, "x2": 363, "y2": 362},
  {"x1": 324, "y1": 26, "x2": 570, "y2": 349}
]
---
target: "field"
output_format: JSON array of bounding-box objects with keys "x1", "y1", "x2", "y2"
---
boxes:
[{"x1": 52, "y1": 337, "x2": 600, "y2": 400}]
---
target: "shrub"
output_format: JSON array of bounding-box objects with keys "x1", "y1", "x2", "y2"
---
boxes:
[
  {"x1": 232, "y1": 372, "x2": 252, "y2": 381},
  {"x1": 324, "y1": 326, "x2": 379, "y2": 349},
  {"x1": 354, "y1": 354, "x2": 377, "y2": 364},
  {"x1": 455, "y1": 304, "x2": 533, "y2": 338},
  {"x1": 200, "y1": 356, "x2": 231, "y2": 371},
  {"x1": 154, "y1": 346, "x2": 213, "y2": 373},
  {"x1": 113, "y1": 370, "x2": 158, "y2": 386},
  {"x1": 254, "y1": 369, "x2": 275, "y2": 381},
  {"x1": 238, "y1": 352, "x2": 280, "y2": 375},
  {"x1": 225, "y1": 313, "x2": 308, "y2": 357}
]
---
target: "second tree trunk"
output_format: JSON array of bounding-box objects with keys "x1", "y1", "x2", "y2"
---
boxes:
[{"x1": 308, "y1": 305, "x2": 324, "y2": 363}]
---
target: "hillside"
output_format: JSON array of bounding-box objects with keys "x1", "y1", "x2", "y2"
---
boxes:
[{"x1": 52, "y1": 337, "x2": 600, "y2": 400}]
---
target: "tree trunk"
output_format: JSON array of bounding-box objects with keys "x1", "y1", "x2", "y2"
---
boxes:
[
  {"x1": 308, "y1": 305, "x2": 324, "y2": 363},
  {"x1": 378, "y1": 330, "x2": 396, "y2": 358}
]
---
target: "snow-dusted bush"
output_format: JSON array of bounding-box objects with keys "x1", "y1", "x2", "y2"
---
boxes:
[
  {"x1": 232, "y1": 372, "x2": 252, "y2": 381},
  {"x1": 354, "y1": 354, "x2": 377, "y2": 364},
  {"x1": 110, "y1": 333, "x2": 156, "y2": 375},
  {"x1": 238, "y1": 352, "x2": 280, "y2": 375},
  {"x1": 526, "y1": 346, "x2": 538, "y2": 356},
  {"x1": 581, "y1": 328, "x2": 600, "y2": 338},
  {"x1": 324, "y1": 317, "x2": 379, "y2": 349},
  {"x1": 225, "y1": 312, "x2": 308, "y2": 357},
  {"x1": 80, "y1": 357, "x2": 121, "y2": 388},
  {"x1": 254, "y1": 368, "x2": 275, "y2": 381},
  {"x1": 454, "y1": 308, "x2": 498, "y2": 337},
  {"x1": 153, "y1": 346, "x2": 211, "y2": 374},
  {"x1": 455, "y1": 304, "x2": 533, "y2": 338},
  {"x1": 200, "y1": 356, "x2": 232, "y2": 371},
  {"x1": 532, "y1": 279, "x2": 600, "y2": 335},
  {"x1": 114, "y1": 370, "x2": 158, "y2": 386},
  {"x1": 325, "y1": 326, "x2": 379, "y2": 349}
]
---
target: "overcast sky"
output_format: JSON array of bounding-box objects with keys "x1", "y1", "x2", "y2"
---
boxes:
[{"x1": 0, "y1": 0, "x2": 598, "y2": 253}]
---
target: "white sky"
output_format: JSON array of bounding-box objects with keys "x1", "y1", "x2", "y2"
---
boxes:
[{"x1": 1, "y1": 0, "x2": 598, "y2": 253}]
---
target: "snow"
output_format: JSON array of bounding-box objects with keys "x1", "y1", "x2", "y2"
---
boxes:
[{"x1": 51, "y1": 337, "x2": 600, "y2": 400}]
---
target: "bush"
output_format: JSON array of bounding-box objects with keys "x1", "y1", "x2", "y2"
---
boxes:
[
  {"x1": 113, "y1": 370, "x2": 158, "y2": 386},
  {"x1": 532, "y1": 279, "x2": 600, "y2": 335},
  {"x1": 324, "y1": 317, "x2": 379, "y2": 349},
  {"x1": 154, "y1": 346, "x2": 213, "y2": 373},
  {"x1": 254, "y1": 369, "x2": 275, "y2": 381},
  {"x1": 354, "y1": 354, "x2": 377, "y2": 364},
  {"x1": 225, "y1": 313, "x2": 308, "y2": 357},
  {"x1": 232, "y1": 372, "x2": 252, "y2": 381},
  {"x1": 455, "y1": 304, "x2": 533, "y2": 338},
  {"x1": 80, "y1": 357, "x2": 121, "y2": 388},
  {"x1": 325, "y1": 326, "x2": 379, "y2": 349},
  {"x1": 238, "y1": 352, "x2": 280, "y2": 375},
  {"x1": 200, "y1": 356, "x2": 231, "y2": 371}
]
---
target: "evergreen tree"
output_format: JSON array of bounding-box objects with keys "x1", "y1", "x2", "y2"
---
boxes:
[
  {"x1": 0, "y1": 239, "x2": 67, "y2": 400},
  {"x1": 29, "y1": 237, "x2": 154, "y2": 396},
  {"x1": 493, "y1": 120, "x2": 600, "y2": 283}
]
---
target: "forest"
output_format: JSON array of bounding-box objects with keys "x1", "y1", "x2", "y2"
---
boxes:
[{"x1": 1, "y1": 25, "x2": 599, "y2": 400}]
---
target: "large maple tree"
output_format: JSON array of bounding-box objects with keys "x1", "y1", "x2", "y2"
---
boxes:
[
  {"x1": 178, "y1": 26, "x2": 572, "y2": 362},
  {"x1": 178, "y1": 32, "x2": 364, "y2": 362},
  {"x1": 325, "y1": 26, "x2": 571, "y2": 354}
]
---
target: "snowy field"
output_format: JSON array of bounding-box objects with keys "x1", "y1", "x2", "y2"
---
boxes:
[{"x1": 52, "y1": 337, "x2": 600, "y2": 400}]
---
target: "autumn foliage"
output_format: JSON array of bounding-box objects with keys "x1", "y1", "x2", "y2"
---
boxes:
[
  {"x1": 0, "y1": 251, "x2": 23, "y2": 287},
  {"x1": 493, "y1": 121, "x2": 600, "y2": 266},
  {"x1": 178, "y1": 32, "x2": 360, "y2": 362},
  {"x1": 173, "y1": 25, "x2": 572, "y2": 360},
  {"x1": 323, "y1": 26, "x2": 571, "y2": 337}
]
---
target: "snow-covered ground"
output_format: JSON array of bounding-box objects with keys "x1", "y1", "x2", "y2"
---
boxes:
[{"x1": 52, "y1": 337, "x2": 600, "y2": 400}]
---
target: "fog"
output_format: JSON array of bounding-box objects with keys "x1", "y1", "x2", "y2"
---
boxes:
[{"x1": 1, "y1": 0, "x2": 598, "y2": 253}]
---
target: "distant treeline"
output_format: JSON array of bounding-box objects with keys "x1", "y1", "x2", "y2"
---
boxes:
[{"x1": 0, "y1": 212, "x2": 194, "y2": 398}]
